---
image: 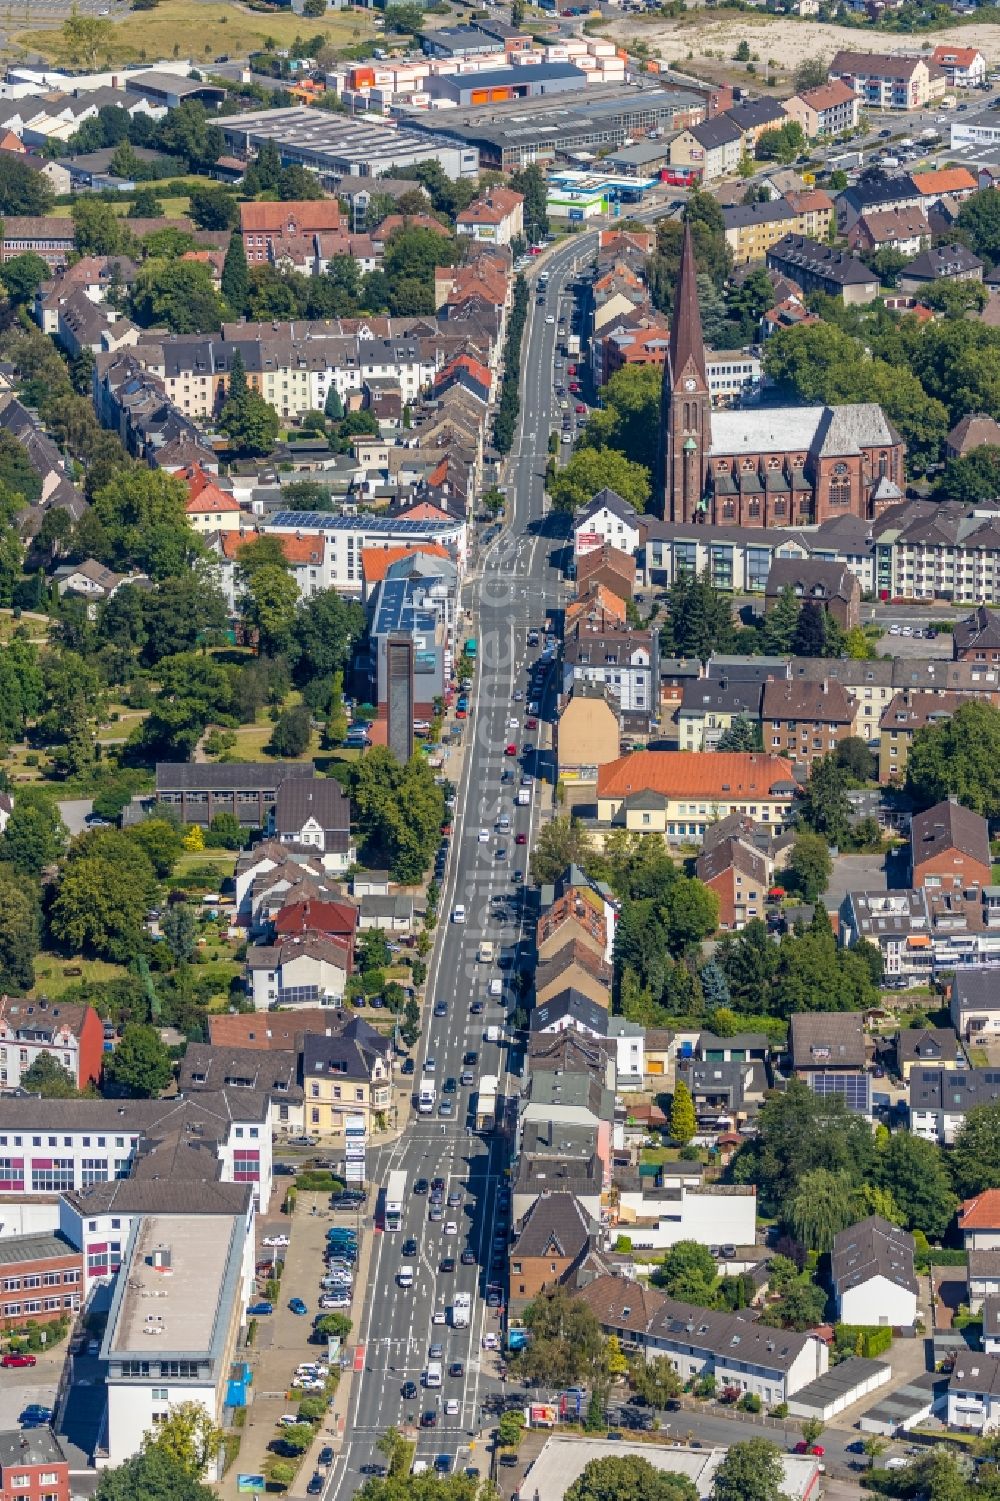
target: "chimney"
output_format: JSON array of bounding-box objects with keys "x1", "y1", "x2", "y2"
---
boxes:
[{"x1": 822, "y1": 678, "x2": 828, "y2": 694}]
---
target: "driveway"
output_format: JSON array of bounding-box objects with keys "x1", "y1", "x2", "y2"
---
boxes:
[
  {"x1": 56, "y1": 799, "x2": 93, "y2": 837},
  {"x1": 823, "y1": 853, "x2": 887, "y2": 910}
]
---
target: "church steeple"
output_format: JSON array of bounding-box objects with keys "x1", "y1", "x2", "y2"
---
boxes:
[{"x1": 662, "y1": 220, "x2": 710, "y2": 523}]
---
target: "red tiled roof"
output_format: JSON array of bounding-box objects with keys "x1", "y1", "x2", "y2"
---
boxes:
[
  {"x1": 240, "y1": 200, "x2": 341, "y2": 233},
  {"x1": 911, "y1": 168, "x2": 976, "y2": 197},
  {"x1": 597, "y1": 751, "x2": 796, "y2": 800},
  {"x1": 960, "y1": 1190, "x2": 1000, "y2": 1230},
  {"x1": 186, "y1": 483, "x2": 240, "y2": 514},
  {"x1": 360, "y1": 542, "x2": 450, "y2": 583},
  {"x1": 273, "y1": 899, "x2": 357, "y2": 939}
]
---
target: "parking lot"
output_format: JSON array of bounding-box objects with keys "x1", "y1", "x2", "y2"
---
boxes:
[
  {"x1": 0, "y1": 1354, "x2": 60, "y2": 1434},
  {"x1": 875, "y1": 628, "x2": 951, "y2": 659}
]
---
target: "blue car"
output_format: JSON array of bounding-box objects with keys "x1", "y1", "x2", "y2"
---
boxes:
[
  {"x1": 20, "y1": 1406, "x2": 52, "y2": 1427},
  {"x1": 289, "y1": 1297, "x2": 308, "y2": 1316},
  {"x1": 247, "y1": 1301, "x2": 273, "y2": 1316}
]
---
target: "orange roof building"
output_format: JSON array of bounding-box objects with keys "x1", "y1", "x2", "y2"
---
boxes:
[
  {"x1": 596, "y1": 751, "x2": 797, "y2": 838},
  {"x1": 360, "y1": 542, "x2": 451, "y2": 593},
  {"x1": 959, "y1": 1189, "x2": 1000, "y2": 1245},
  {"x1": 184, "y1": 468, "x2": 242, "y2": 533},
  {"x1": 240, "y1": 199, "x2": 342, "y2": 262},
  {"x1": 456, "y1": 187, "x2": 524, "y2": 247},
  {"x1": 910, "y1": 167, "x2": 977, "y2": 201},
  {"x1": 219, "y1": 531, "x2": 325, "y2": 568}
]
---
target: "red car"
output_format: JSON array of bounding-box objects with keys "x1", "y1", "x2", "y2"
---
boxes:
[
  {"x1": 525, "y1": 717, "x2": 538, "y2": 729},
  {"x1": 575, "y1": 403, "x2": 587, "y2": 415},
  {"x1": 793, "y1": 1443, "x2": 824, "y2": 1457},
  {"x1": 567, "y1": 364, "x2": 577, "y2": 375},
  {"x1": 1, "y1": 1353, "x2": 36, "y2": 1368},
  {"x1": 504, "y1": 743, "x2": 517, "y2": 757},
  {"x1": 515, "y1": 833, "x2": 527, "y2": 845}
]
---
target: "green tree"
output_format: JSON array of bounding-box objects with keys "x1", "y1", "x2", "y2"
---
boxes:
[
  {"x1": 663, "y1": 877, "x2": 719, "y2": 952},
  {"x1": 794, "y1": 56, "x2": 829, "y2": 89},
  {"x1": 711, "y1": 1440, "x2": 789, "y2": 1501},
  {"x1": 730, "y1": 1077, "x2": 875, "y2": 1212},
  {"x1": 0, "y1": 792, "x2": 67, "y2": 876},
  {"x1": 934, "y1": 444, "x2": 1000, "y2": 504},
  {"x1": 788, "y1": 1167, "x2": 857, "y2": 1251},
  {"x1": 240, "y1": 565, "x2": 299, "y2": 658},
  {"x1": 951, "y1": 1100, "x2": 1000, "y2": 1197},
  {"x1": 577, "y1": 362, "x2": 660, "y2": 475},
  {"x1": 497, "y1": 1410, "x2": 525, "y2": 1448},
  {"x1": 350, "y1": 748, "x2": 445, "y2": 884},
  {"x1": 957, "y1": 188, "x2": 1000, "y2": 264},
  {"x1": 21, "y1": 1051, "x2": 79, "y2": 1098},
  {"x1": 878, "y1": 1131, "x2": 955, "y2": 1239},
  {"x1": 221, "y1": 229, "x2": 249, "y2": 313},
  {"x1": 73, "y1": 196, "x2": 128, "y2": 256},
  {"x1": 530, "y1": 815, "x2": 595, "y2": 885},
  {"x1": 375, "y1": 1427, "x2": 413, "y2": 1479},
  {"x1": 131, "y1": 259, "x2": 224, "y2": 334},
  {"x1": 291, "y1": 589, "x2": 365, "y2": 689},
  {"x1": 836, "y1": 736, "x2": 875, "y2": 780},
  {"x1": 762, "y1": 586, "x2": 800, "y2": 654},
  {"x1": 657, "y1": 1240, "x2": 717, "y2": 1304},
  {"x1": 567, "y1": 1457, "x2": 698, "y2": 1501},
  {"x1": 103, "y1": 1022, "x2": 173, "y2": 1098},
  {"x1": 669, "y1": 1080, "x2": 697, "y2": 1145},
  {"x1": 91, "y1": 467, "x2": 193, "y2": 579},
  {"x1": 51, "y1": 851, "x2": 150, "y2": 961},
  {"x1": 0, "y1": 872, "x2": 39, "y2": 992},
  {"x1": 268, "y1": 703, "x2": 312, "y2": 758},
  {"x1": 95, "y1": 1447, "x2": 217, "y2": 1501},
  {"x1": 798, "y1": 755, "x2": 852, "y2": 847},
  {"x1": 791, "y1": 600, "x2": 828, "y2": 658},
  {"x1": 128, "y1": 818, "x2": 184, "y2": 879},
  {"x1": 314, "y1": 1312, "x2": 352, "y2": 1340},
  {"x1": 162, "y1": 903, "x2": 197, "y2": 965},
  {"x1": 324, "y1": 385, "x2": 344, "y2": 421},
  {"x1": 2, "y1": 251, "x2": 51, "y2": 305},
  {"x1": 907, "y1": 700, "x2": 1000, "y2": 819},
  {"x1": 862, "y1": 1436, "x2": 887, "y2": 1470},
  {"x1": 141, "y1": 1401, "x2": 224, "y2": 1478},
  {"x1": 786, "y1": 831, "x2": 832, "y2": 903},
  {"x1": 220, "y1": 349, "x2": 279, "y2": 457},
  {"x1": 755, "y1": 122, "x2": 806, "y2": 164},
  {"x1": 661, "y1": 569, "x2": 737, "y2": 660},
  {"x1": 517, "y1": 1286, "x2": 605, "y2": 1387},
  {"x1": 716, "y1": 713, "x2": 761, "y2": 753},
  {"x1": 510, "y1": 162, "x2": 548, "y2": 241},
  {"x1": 549, "y1": 447, "x2": 651, "y2": 515}
]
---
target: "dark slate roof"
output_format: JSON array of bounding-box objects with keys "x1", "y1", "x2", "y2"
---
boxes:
[
  {"x1": 768, "y1": 235, "x2": 878, "y2": 287},
  {"x1": 63, "y1": 1179, "x2": 253, "y2": 1217},
  {"x1": 156, "y1": 761, "x2": 315, "y2": 791},
  {"x1": 178, "y1": 1042, "x2": 302, "y2": 1102},
  {"x1": 690, "y1": 116, "x2": 744, "y2": 150},
  {"x1": 273, "y1": 776, "x2": 351, "y2": 835},
  {"x1": 954, "y1": 605, "x2": 1000, "y2": 655},
  {"x1": 910, "y1": 798, "x2": 991, "y2": 873},
  {"x1": 790, "y1": 1012, "x2": 866, "y2": 1069},
  {"x1": 901, "y1": 241, "x2": 983, "y2": 282},
  {"x1": 832, "y1": 1214, "x2": 917, "y2": 1296},
  {"x1": 896, "y1": 1026, "x2": 967, "y2": 1068},
  {"x1": 301, "y1": 1016, "x2": 391, "y2": 1082},
  {"x1": 908, "y1": 1067, "x2": 1000, "y2": 1115},
  {"x1": 530, "y1": 987, "x2": 610, "y2": 1036},
  {"x1": 512, "y1": 1191, "x2": 594, "y2": 1259},
  {"x1": 953, "y1": 968, "x2": 1000, "y2": 1012}
]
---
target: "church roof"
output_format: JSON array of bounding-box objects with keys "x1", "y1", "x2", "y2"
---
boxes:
[
  {"x1": 668, "y1": 221, "x2": 706, "y2": 390},
  {"x1": 709, "y1": 402, "x2": 897, "y2": 460}
]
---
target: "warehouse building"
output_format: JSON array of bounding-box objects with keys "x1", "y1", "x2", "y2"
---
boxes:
[
  {"x1": 426, "y1": 61, "x2": 587, "y2": 105},
  {"x1": 219, "y1": 106, "x2": 479, "y2": 180},
  {"x1": 403, "y1": 85, "x2": 704, "y2": 170}
]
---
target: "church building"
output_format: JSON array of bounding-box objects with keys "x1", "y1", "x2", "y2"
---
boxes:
[{"x1": 662, "y1": 223, "x2": 906, "y2": 527}]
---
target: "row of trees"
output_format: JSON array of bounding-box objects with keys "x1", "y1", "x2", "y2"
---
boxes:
[{"x1": 494, "y1": 276, "x2": 529, "y2": 454}]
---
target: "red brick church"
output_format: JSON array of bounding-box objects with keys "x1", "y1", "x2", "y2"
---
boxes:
[{"x1": 662, "y1": 224, "x2": 906, "y2": 527}]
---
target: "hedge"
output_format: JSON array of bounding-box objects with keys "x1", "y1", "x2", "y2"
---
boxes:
[{"x1": 834, "y1": 1324, "x2": 893, "y2": 1358}]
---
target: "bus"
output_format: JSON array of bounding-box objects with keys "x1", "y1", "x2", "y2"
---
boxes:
[
  {"x1": 384, "y1": 1169, "x2": 406, "y2": 1233},
  {"x1": 464, "y1": 637, "x2": 478, "y2": 662}
]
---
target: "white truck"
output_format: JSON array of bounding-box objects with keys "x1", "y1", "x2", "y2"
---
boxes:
[
  {"x1": 452, "y1": 1291, "x2": 471, "y2": 1329},
  {"x1": 418, "y1": 1081, "x2": 436, "y2": 1114},
  {"x1": 397, "y1": 1265, "x2": 414, "y2": 1289},
  {"x1": 517, "y1": 787, "x2": 530, "y2": 806},
  {"x1": 476, "y1": 1073, "x2": 499, "y2": 1132},
  {"x1": 485, "y1": 1025, "x2": 501, "y2": 1043}
]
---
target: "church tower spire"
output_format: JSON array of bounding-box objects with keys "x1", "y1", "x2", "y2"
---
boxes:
[{"x1": 662, "y1": 220, "x2": 710, "y2": 523}]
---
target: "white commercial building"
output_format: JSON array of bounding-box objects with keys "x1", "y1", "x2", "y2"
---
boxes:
[
  {"x1": 613, "y1": 1182, "x2": 757, "y2": 1251},
  {"x1": 100, "y1": 1211, "x2": 251, "y2": 1468},
  {"x1": 523, "y1": 1436, "x2": 821, "y2": 1501}
]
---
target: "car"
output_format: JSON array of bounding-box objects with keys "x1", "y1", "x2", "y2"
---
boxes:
[
  {"x1": 430, "y1": 1187, "x2": 444, "y2": 1205},
  {"x1": 449, "y1": 1360, "x2": 465, "y2": 1377},
  {"x1": 421, "y1": 1411, "x2": 437, "y2": 1428},
  {"x1": 496, "y1": 847, "x2": 508, "y2": 861},
  {"x1": 879, "y1": 127, "x2": 892, "y2": 136},
  {"x1": 499, "y1": 1454, "x2": 519, "y2": 1467},
  {"x1": 403, "y1": 1238, "x2": 419, "y2": 1257},
  {"x1": 515, "y1": 832, "x2": 527, "y2": 845},
  {"x1": 452, "y1": 905, "x2": 466, "y2": 923},
  {"x1": 885, "y1": 1457, "x2": 909, "y2": 1471},
  {"x1": 247, "y1": 1301, "x2": 273, "y2": 1316},
  {"x1": 445, "y1": 1399, "x2": 460, "y2": 1416},
  {"x1": 414, "y1": 1178, "x2": 429, "y2": 1195},
  {"x1": 464, "y1": 1051, "x2": 479, "y2": 1066},
  {"x1": 291, "y1": 1135, "x2": 316, "y2": 1147},
  {"x1": 444, "y1": 1220, "x2": 458, "y2": 1235},
  {"x1": 308, "y1": 1475, "x2": 324, "y2": 1495},
  {"x1": 429, "y1": 1341, "x2": 445, "y2": 1359},
  {"x1": 443, "y1": 1077, "x2": 457, "y2": 1094},
  {"x1": 20, "y1": 1406, "x2": 52, "y2": 1425},
  {"x1": 513, "y1": 689, "x2": 523, "y2": 702},
  {"x1": 470, "y1": 1001, "x2": 484, "y2": 1015},
  {"x1": 402, "y1": 1381, "x2": 418, "y2": 1401},
  {"x1": 545, "y1": 314, "x2": 555, "y2": 324},
  {"x1": 263, "y1": 1234, "x2": 290, "y2": 1247},
  {"x1": 1, "y1": 1352, "x2": 37, "y2": 1369},
  {"x1": 435, "y1": 1456, "x2": 453, "y2": 1474},
  {"x1": 560, "y1": 431, "x2": 571, "y2": 444},
  {"x1": 433, "y1": 1002, "x2": 448, "y2": 1017},
  {"x1": 793, "y1": 1443, "x2": 824, "y2": 1457},
  {"x1": 461, "y1": 1069, "x2": 474, "y2": 1086},
  {"x1": 438, "y1": 1100, "x2": 454, "y2": 1117},
  {"x1": 461, "y1": 1247, "x2": 476, "y2": 1265},
  {"x1": 401, "y1": 1057, "x2": 415, "y2": 1076},
  {"x1": 512, "y1": 870, "x2": 524, "y2": 884},
  {"x1": 273, "y1": 1162, "x2": 297, "y2": 1177},
  {"x1": 288, "y1": 1297, "x2": 308, "y2": 1315},
  {"x1": 432, "y1": 1178, "x2": 445, "y2": 1192},
  {"x1": 440, "y1": 1257, "x2": 456, "y2": 1273},
  {"x1": 278, "y1": 1415, "x2": 300, "y2": 1428},
  {"x1": 320, "y1": 1447, "x2": 335, "y2": 1466},
  {"x1": 478, "y1": 828, "x2": 490, "y2": 843},
  {"x1": 504, "y1": 743, "x2": 517, "y2": 756},
  {"x1": 425, "y1": 1057, "x2": 436, "y2": 1072},
  {"x1": 429, "y1": 1205, "x2": 444, "y2": 1222},
  {"x1": 320, "y1": 1295, "x2": 351, "y2": 1309},
  {"x1": 447, "y1": 1188, "x2": 462, "y2": 1205},
  {"x1": 499, "y1": 768, "x2": 512, "y2": 784},
  {"x1": 575, "y1": 403, "x2": 587, "y2": 415},
  {"x1": 487, "y1": 1291, "x2": 501, "y2": 1307}
]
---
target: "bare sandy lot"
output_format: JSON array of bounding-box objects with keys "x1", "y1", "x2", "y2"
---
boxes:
[{"x1": 599, "y1": 8, "x2": 1000, "y2": 83}]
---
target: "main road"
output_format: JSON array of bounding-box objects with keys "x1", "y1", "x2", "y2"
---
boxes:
[{"x1": 326, "y1": 236, "x2": 587, "y2": 1499}]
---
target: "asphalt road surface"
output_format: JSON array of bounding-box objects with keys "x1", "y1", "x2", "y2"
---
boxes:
[{"x1": 325, "y1": 236, "x2": 590, "y2": 1501}]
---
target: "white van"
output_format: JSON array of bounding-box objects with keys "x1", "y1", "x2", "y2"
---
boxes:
[
  {"x1": 425, "y1": 1361, "x2": 443, "y2": 1388},
  {"x1": 489, "y1": 978, "x2": 503, "y2": 998},
  {"x1": 397, "y1": 1265, "x2": 414, "y2": 1288},
  {"x1": 496, "y1": 813, "x2": 511, "y2": 832},
  {"x1": 517, "y1": 788, "x2": 530, "y2": 806},
  {"x1": 452, "y1": 905, "x2": 466, "y2": 924}
]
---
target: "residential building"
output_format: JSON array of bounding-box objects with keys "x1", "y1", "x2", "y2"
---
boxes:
[
  {"x1": 576, "y1": 542, "x2": 635, "y2": 600},
  {"x1": 246, "y1": 927, "x2": 351, "y2": 1009},
  {"x1": 0, "y1": 1428, "x2": 69, "y2": 1501},
  {"x1": 534, "y1": 939, "x2": 613, "y2": 1012},
  {"x1": 536, "y1": 889, "x2": 610, "y2": 966},
  {"x1": 573, "y1": 488, "x2": 642, "y2": 558},
  {"x1": 207, "y1": 1008, "x2": 357, "y2": 1050},
  {"x1": 695, "y1": 835, "x2": 773, "y2": 931},
  {"x1": 788, "y1": 657, "x2": 893, "y2": 745},
  {"x1": 954, "y1": 606, "x2": 1000, "y2": 664},
  {"x1": 0, "y1": 1232, "x2": 82, "y2": 1329},
  {"x1": 929, "y1": 44, "x2": 986, "y2": 87},
  {"x1": 946, "y1": 415, "x2": 1000, "y2": 461},
  {"x1": 639, "y1": 514, "x2": 874, "y2": 596},
  {"x1": 847, "y1": 205, "x2": 930, "y2": 256},
  {"x1": 595, "y1": 752, "x2": 797, "y2": 840},
  {"x1": 910, "y1": 167, "x2": 978, "y2": 206},
  {"x1": 676, "y1": 676, "x2": 762, "y2": 752},
  {"x1": 267, "y1": 776, "x2": 354, "y2": 874},
  {"x1": 896, "y1": 1026, "x2": 968, "y2": 1081},
  {"x1": 951, "y1": 968, "x2": 1000, "y2": 1043},
  {"x1": 101, "y1": 1211, "x2": 249, "y2": 1468},
  {"x1": 0, "y1": 216, "x2": 74, "y2": 267},
  {"x1": 562, "y1": 626, "x2": 658, "y2": 720},
  {"x1": 669, "y1": 116, "x2": 744, "y2": 182},
  {"x1": 301, "y1": 1021, "x2": 393, "y2": 1133},
  {"x1": 969, "y1": 1250, "x2": 1000, "y2": 1313},
  {"x1": 155, "y1": 761, "x2": 315, "y2": 828},
  {"x1": 722, "y1": 192, "x2": 834, "y2": 265},
  {"x1": 761, "y1": 677, "x2": 857, "y2": 769},
  {"x1": 725, "y1": 96, "x2": 788, "y2": 152},
  {"x1": 456, "y1": 186, "x2": 523, "y2": 246},
  {"x1": 909, "y1": 1067, "x2": 1000, "y2": 1144},
  {"x1": 0, "y1": 1091, "x2": 273, "y2": 1209},
  {"x1": 765, "y1": 557, "x2": 862, "y2": 628},
  {"x1": 766, "y1": 236, "x2": 880, "y2": 304},
  {"x1": 871, "y1": 497, "x2": 1000, "y2": 604},
  {"x1": 909, "y1": 799, "x2": 991, "y2": 892},
  {"x1": 0, "y1": 997, "x2": 104, "y2": 1092},
  {"x1": 959, "y1": 1189, "x2": 1000, "y2": 1250},
  {"x1": 878, "y1": 690, "x2": 983, "y2": 783},
  {"x1": 949, "y1": 1352, "x2": 1000, "y2": 1434},
  {"x1": 899, "y1": 242, "x2": 984, "y2": 292},
  {"x1": 575, "y1": 1273, "x2": 829, "y2": 1402},
  {"x1": 239, "y1": 199, "x2": 343, "y2": 264},
  {"x1": 508, "y1": 1193, "x2": 595, "y2": 1311},
  {"x1": 783, "y1": 79, "x2": 860, "y2": 137},
  {"x1": 831, "y1": 1216, "x2": 918, "y2": 1328},
  {"x1": 835, "y1": 174, "x2": 923, "y2": 233},
  {"x1": 842, "y1": 886, "x2": 1000, "y2": 983},
  {"x1": 184, "y1": 476, "x2": 242, "y2": 534},
  {"x1": 674, "y1": 1057, "x2": 769, "y2": 1128},
  {"x1": 177, "y1": 1044, "x2": 303, "y2": 1137},
  {"x1": 789, "y1": 1012, "x2": 871, "y2": 1114},
  {"x1": 663, "y1": 224, "x2": 903, "y2": 529},
  {"x1": 828, "y1": 51, "x2": 936, "y2": 111}
]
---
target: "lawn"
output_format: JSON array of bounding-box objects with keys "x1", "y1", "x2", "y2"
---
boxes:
[
  {"x1": 174, "y1": 848, "x2": 238, "y2": 877},
  {"x1": 31, "y1": 951, "x2": 128, "y2": 999},
  {"x1": 15, "y1": 0, "x2": 376, "y2": 66}
]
